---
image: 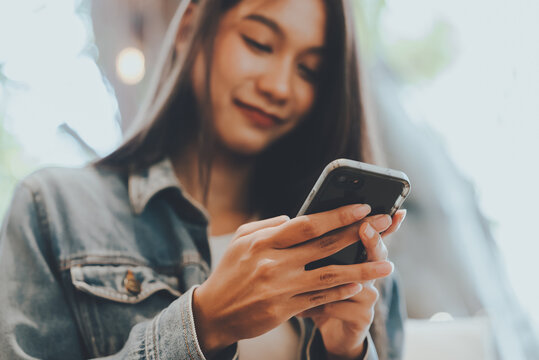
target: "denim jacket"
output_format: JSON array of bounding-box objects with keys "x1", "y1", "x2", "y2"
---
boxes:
[{"x1": 0, "y1": 158, "x2": 403, "y2": 359}]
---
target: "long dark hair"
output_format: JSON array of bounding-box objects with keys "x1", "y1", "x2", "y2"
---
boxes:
[
  {"x1": 98, "y1": 0, "x2": 377, "y2": 218},
  {"x1": 98, "y1": 0, "x2": 387, "y2": 356}
]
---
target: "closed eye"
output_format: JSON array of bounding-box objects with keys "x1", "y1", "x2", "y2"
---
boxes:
[
  {"x1": 298, "y1": 64, "x2": 318, "y2": 83},
  {"x1": 241, "y1": 35, "x2": 273, "y2": 53}
]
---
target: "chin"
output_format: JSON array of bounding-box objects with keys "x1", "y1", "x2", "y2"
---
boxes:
[
  {"x1": 226, "y1": 139, "x2": 268, "y2": 156},
  {"x1": 217, "y1": 127, "x2": 276, "y2": 156}
]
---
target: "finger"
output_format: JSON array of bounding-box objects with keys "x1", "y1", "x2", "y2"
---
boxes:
[
  {"x1": 297, "y1": 283, "x2": 379, "y2": 317},
  {"x1": 304, "y1": 281, "x2": 380, "y2": 310},
  {"x1": 269, "y1": 204, "x2": 371, "y2": 248},
  {"x1": 290, "y1": 283, "x2": 362, "y2": 313},
  {"x1": 363, "y1": 214, "x2": 392, "y2": 233},
  {"x1": 381, "y1": 209, "x2": 407, "y2": 239},
  {"x1": 234, "y1": 215, "x2": 290, "y2": 239},
  {"x1": 290, "y1": 223, "x2": 361, "y2": 265},
  {"x1": 359, "y1": 223, "x2": 388, "y2": 262},
  {"x1": 300, "y1": 300, "x2": 375, "y2": 328},
  {"x1": 295, "y1": 261, "x2": 394, "y2": 293},
  {"x1": 342, "y1": 283, "x2": 380, "y2": 304}
]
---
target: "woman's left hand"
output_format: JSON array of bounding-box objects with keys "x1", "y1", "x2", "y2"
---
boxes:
[{"x1": 298, "y1": 209, "x2": 406, "y2": 360}]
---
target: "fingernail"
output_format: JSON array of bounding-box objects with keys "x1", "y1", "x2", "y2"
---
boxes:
[
  {"x1": 395, "y1": 210, "x2": 407, "y2": 231},
  {"x1": 401, "y1": 209, "x2": 407, "y2": 221},
  {"x1": 374, "y1": 261, "x2": 394, "y2": 275},
  {"x1": 371, "y1": 215, "x2": 391, "y2": 230},
  {"x1": 363, "y1": 223, "x2": 376, "y2": 238},
  {"x1": 353, "y1": 204, "x2": 371, "y2": 219},
  {"x1": 349, "y1": 283, "x2": 363, "y2": 294}
]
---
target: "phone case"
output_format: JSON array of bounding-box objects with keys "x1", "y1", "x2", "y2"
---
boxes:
[
  {"x1": 297, "y1": 158, "x2": 411, "y2": 217},
  {"x1": 297, "y1": 159, "x2": 411, "y2": 269}
]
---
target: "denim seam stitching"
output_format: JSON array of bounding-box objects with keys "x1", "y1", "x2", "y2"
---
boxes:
[
  {"x1": 71, "y1": 273, "x2": 182, "y2": 303},
  {"x1": 59, "y1": 254, "x2": 150, "y2": 271},
  {"x1": 144, "y1": 317, "x2": 153, "y2": 360},
  {"x1": 152, "y1": 311, "x2": 162, "y2": 360},
  {"x1": 188, "y1": 286, "x2": 206, "y2": 359},
  {"x1": 23, "y1": 183, "x2": 54, "y2": 270},
  {"x1": 181, "y1": 297, "x2": 194, "y2": 360}
]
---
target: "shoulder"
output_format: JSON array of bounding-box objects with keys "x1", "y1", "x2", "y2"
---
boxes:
[
  {"x1": 17, "y1": 164, "x2": 128, "y2": 208},
  {"x1": 13, "y1": 164, "x2": 131, "y2": 226},
  {"x1": 2, "y1": 165, "x2": 126, "y2": 252},
  {"x1": 21, "y1": 164, "x2": 125, "y2": 196}
]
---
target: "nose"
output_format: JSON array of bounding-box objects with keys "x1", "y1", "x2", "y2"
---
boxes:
[{"x1": 256, "y1": 59, "x2": 293, "y2": 105}]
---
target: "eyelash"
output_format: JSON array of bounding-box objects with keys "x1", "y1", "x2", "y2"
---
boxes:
[
  {"x1": 241, "y1": 34, "x2": 319, "y2": 83},
  {"x1": 242, "y1": 35, "x2": 273, "y2": 53},
  {"x1": 299, "y1": 65, "x2": 318, "y2": 83}
]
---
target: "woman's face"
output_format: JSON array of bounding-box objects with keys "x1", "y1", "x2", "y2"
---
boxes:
[{"x1": 191, "y1": 0, "x2": 326, "y2": 155}]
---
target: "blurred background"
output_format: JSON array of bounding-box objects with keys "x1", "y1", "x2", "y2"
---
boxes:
[{"x1": 0, "y1": 0, "x2": 538, "y2": 359}]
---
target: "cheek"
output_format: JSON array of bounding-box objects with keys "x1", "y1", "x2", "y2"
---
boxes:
[
  {"x1": 273, "y1": 86, "x2": 316, "y2": 139},
  {"x1": 297, "y1": 84, "x2": 316, "y2": 117},
  {"x1": 289, "y1": 81, "x2": 316, "y2": 129},
  {"x1": 211, "y1": 34, "x2": 260, "y2": 97}
]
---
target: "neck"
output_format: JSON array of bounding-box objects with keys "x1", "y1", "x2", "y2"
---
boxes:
[{"x1": 172, "y1": 143, "x2": 255, "y2": 236}]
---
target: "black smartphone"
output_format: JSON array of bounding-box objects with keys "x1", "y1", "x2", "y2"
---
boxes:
[{"x1": 297, "y1": 159, "x2": 411, "y2": 270}]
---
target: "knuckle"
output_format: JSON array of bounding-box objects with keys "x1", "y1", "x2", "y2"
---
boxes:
[
  {"x1": 233, "y1": 236, "x2": 252, "y2": 252},
  {"x1": 236, "y1": 223, "x2": 250, "y2": 237},
  {"x1": 298, "y1": 216, "x2": 317, "y2": 239},
  {"x1": 309, "y1": 293, "x2": 328, "y2": 306},
  {"x1": 248, "y1": 237, "x2": 266, "y2": 253},
  {"x1": 318, "y1": 233, "x2": 339, "y2": 250},
  {"x1": 319, "y1": 270, "x2": 339, "y2": 285},
  {"x1": 254, "y1": 258, "x2": 277, "y2": 279}
]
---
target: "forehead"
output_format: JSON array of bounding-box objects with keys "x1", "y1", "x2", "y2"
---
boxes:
[{"x1": 225, "y1": 0, "x2": 327, "y2": 47}]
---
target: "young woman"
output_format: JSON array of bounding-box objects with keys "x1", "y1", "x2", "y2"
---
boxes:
[{"x1": 0, "y1": 0, "x2": 407, "y2": 359}]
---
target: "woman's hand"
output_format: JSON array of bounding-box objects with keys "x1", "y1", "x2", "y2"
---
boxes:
[
  {"x1": 192, "y1": 204, "x2": 396, "y2": 358},
  {"x1": 298, "y1": 210, "x2": 407, "y2": 360}
]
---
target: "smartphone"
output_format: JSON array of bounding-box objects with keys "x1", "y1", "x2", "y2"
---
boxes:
[{"x1": 297, "y1": 159, "x2": 411, "y2": 270}]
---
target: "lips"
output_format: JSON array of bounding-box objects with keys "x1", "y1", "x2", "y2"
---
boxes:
[{"x1": 234, "y1": 99, "x2": 286, "y2": 129}]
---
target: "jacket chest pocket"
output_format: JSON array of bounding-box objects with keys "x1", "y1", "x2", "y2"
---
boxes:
[{"x1": 67, "y1": 264, "x2": 183, "y2": 357}]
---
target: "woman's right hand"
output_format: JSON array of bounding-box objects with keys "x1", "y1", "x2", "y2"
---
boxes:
[{"x1": 192, "y1": 204, "x2": 393, "y2": 357}]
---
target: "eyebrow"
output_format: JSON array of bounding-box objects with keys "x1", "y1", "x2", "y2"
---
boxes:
[
  {"x1": 243, "y1": 13, "x2": 325, "y2": 54},
  {"x1": 245, "y1": 14, "x2": 283, "y2": 36}
]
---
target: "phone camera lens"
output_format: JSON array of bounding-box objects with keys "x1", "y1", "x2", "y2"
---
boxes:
[
  {"x1": 337, "y1": 175, "x2": 347, "y2": 183},
  {"x1": 351, "y1": 178, "x2": 364, "y2": 188}
]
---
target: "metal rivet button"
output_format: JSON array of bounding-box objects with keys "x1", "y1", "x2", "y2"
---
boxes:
[{"x1": 124, "y1": 270, "x2": 141, "y2": 295}]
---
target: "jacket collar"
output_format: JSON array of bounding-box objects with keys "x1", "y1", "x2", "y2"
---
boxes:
[{"x1": 128, "y1": 158, "x2": 183, "y2": 215}]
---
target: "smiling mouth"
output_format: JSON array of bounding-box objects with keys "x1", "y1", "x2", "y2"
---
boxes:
[{"x1": 233, "y1": 99, "x2": 286, "y2": 128}]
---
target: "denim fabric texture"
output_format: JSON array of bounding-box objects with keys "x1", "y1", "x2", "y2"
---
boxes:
[{"x1": 0, "y1": 158, "x2": 402, "y2": 359}]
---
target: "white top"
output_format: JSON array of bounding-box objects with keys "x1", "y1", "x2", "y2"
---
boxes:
[{"x1": 209, "y1": 233, "x2": 300, "y2": 360}]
